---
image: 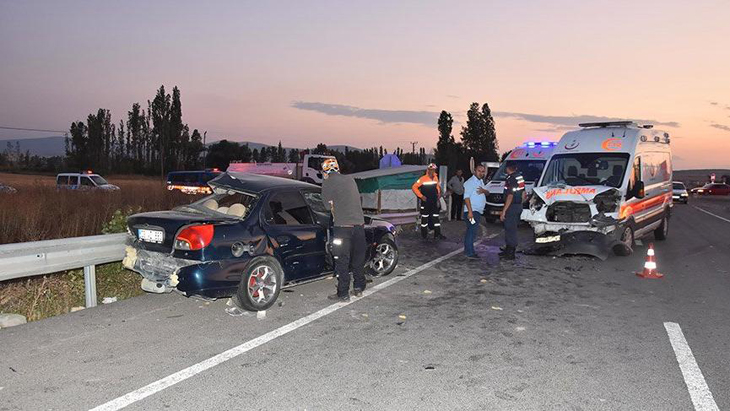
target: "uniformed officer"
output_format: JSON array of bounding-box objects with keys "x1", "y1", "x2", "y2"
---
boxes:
[
  {"x1": 499, "y1": 161, "x2": 525, "y2": 260},
  {"x1": 412, "y1": 163, "x2": 446, "y2": 240}
]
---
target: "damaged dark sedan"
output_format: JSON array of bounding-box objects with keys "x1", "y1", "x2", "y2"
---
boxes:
[{"x1": 122, "y1": 172, "x2": 399, "y2": 311}]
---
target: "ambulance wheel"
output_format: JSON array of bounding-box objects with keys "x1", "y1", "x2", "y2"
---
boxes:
[
  {"x1": 614, "y1": 226, "x2": 634, "y2": 256},
  {"x1": 654, "y1": 216, "x2": 669, "y2": 241}
]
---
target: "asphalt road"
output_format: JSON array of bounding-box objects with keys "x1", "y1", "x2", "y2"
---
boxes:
[{"x1": 1, "y1": 197, "x2": 729, "y2": 410}]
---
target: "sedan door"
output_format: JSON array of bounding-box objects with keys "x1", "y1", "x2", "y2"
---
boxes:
[{"x1": 263, "y1": 190, "x2": 327, "y2": 281}]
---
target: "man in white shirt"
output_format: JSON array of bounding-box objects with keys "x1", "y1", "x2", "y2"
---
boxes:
[
  {"x1": 463, "y1": 165, "x2": 488, "y2": 258},
  {"x1": 447, "y1": 169, "x2": 465, "y2": 221}
]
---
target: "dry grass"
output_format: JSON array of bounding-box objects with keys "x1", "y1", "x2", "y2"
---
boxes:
[
  {"x1": 0, "y1": 173, "x2": 202, "y2": 322},
  {"x1": 0, "y1": 263, "x2": 144, "y2": 321},
  {"x1": 0, "y1": 173, "x2": 195, "y2": 244}
]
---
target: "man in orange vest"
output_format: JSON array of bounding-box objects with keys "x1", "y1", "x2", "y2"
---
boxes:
[{"x1": 412, "y1": 163, "x2": 446, "y2": 240}]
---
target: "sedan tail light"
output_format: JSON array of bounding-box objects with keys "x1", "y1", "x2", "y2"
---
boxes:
[{"x1": 175, "y1": 224, "x2": 214, "y2": 250}]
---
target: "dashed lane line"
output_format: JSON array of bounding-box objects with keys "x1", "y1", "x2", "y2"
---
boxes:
[
  {"x1": 664, "y1": 322, "x2": 719, "y2": 411},
  {"x1": 693, "y1": 206, "x2": 730, "y2": 224},
  {"x1": 90, "y1": 233, "x2": 499, "y2": 411}
]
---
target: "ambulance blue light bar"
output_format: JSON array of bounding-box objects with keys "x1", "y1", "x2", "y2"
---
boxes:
[{"x1": 522, "y1": 141, "x2": 557, "y2": 148}]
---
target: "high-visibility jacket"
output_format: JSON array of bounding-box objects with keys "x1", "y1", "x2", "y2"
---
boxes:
[{"x1": 412, "y1": 173, "x2": 441, "y2": 201}]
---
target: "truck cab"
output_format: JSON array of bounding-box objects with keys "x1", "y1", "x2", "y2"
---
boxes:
[{"x1": 483, "y1": 142, "x2": 556, "y2": 222}]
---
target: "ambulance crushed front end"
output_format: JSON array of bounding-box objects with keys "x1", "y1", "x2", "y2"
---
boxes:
[{"x1": 522, "y1": 185, "x2": 629, "y2": 260}]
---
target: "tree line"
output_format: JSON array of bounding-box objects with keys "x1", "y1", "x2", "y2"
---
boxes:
[{"x1": 65, "y1": 85, "x2": 205, "y2": 176}]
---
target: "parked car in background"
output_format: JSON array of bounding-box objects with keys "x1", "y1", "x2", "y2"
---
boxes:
[
  {"x1": 691, "y1": 183, "x2": 730, "y2": 196},
  {"x1": 166, "y1": 169, "x2": 222, "y2": 195},
  {"x1": 56, "y1": 171, "x2": 120, "y2": 191},
  {"x1": 672, "y1": 181, "x2": 689, "y2": 204},
  {"x1": 122, "y1": 172, "x2": 399, "y2": 311},
  {"x1": 0, "y1": 183, "x2": 17, "y2": 193}
]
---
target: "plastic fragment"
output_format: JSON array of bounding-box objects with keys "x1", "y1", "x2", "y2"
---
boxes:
[
  {"x1": 423, "y1": 290, "x2": 432, "y2": 294},
  {"x1": 491, "y1": 306, "x2": 503, "y2": 311},
  {"x1": 257, "y1": 310, "x2": 267, "y2": 320},
  {"x1": 70, "y1": 306, "x2": 85, "y2": 312},
  {"x1": 398, "y1": 314, "x2": 407, "y2": 320},
  {"x1": 480, "y1": 279, "x2": 488, "y2": 283},
  {"x1": 362, "y1": 313, "x2": 369, "y2": 318},
  {"x1": 101, "y1": 297, "x2": 117, "y2": 304}
]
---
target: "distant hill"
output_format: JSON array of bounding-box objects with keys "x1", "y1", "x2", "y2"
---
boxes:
[
  {"x1": 0, "y1": 136, "x2": 66, "y2": 157},
  {"x1": 0, "y1": 136, "x2": 362, "y2": 158}
]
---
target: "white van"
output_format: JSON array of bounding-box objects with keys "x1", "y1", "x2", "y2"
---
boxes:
[
  {"x1": 483, "y1": 141, "x2": 557, "y2": 222},
  {"x1": 56, "y1": 171, "x2": 120, "y2": 191},
  {"x1": 522, "y1": 121, "x2": 672, "y2": 259}
]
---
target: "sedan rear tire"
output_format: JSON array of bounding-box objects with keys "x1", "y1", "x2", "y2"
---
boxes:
[{"x1": 236, "y1": 256, "x2": 284, "y2": 311}]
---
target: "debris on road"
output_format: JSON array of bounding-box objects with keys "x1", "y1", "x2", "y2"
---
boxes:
[
  {"x1": 516, "y1": 326, "x2": 526, "y2": 332},
  {"x1": 225, "y1": 306, "x2": 248, "y2": 317},
  {"x1": 101, "y1": 297, "x2": 117, "y2": 304},
  {"x1": 70, "y1": 306, "x2": 85, "y2": 313},
  {"x1": 480, "y1": 279, "x2": 488, "y2": 284},
  {"x1": 257, "y1": 310, "x2": 267, "y2": 320},
  {"x1": 491, "y1": 306, "x2": 503, "y2": 311},
  {"x1": 362, "y1": 313, "x2": 369, "y2": 318},
  {"x1": 0, "y1": 313, "x2": 27, "y2": 328},
  {"x1": 398, "y1": 314, "x2": 407, "y2": 320},
  {"x1": 423, "y1": 290, "x2": 432, "y2": 294}
]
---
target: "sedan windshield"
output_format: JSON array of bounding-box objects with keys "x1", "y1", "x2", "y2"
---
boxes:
[
  {"x1": 673, "y1": 183, "x2": 685, "y2": 190},
  {"x1": 90, "y1": 175, "x2": 109, "y2": 185},
  {"x1": 541, "y1": 153, "x2": 630, "y2": 188},
  {"x1": 491, "y1": 160, "x2": 546, "y2": 183}
]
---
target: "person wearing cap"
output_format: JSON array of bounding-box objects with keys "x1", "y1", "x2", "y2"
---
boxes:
[
  {"x1": 412, "y1": 163, "x2": 446, "y2": 240},
  {"x1": 320, "y1": 158, "x2": 367, "y2": 302},
  {"x1": 500, "y1": 161, "x2": 525, "y2": 260}
]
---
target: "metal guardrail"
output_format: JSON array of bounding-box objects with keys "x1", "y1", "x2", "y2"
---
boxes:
[{"x1": 0, "y1": 233, "x2": 128, "y2": 308}]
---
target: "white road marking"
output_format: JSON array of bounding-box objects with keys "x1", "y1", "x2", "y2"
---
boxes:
[
  {"x1": 663, "y1": 322, "x2": 719, "y2": 411},
  {"x1": 693, "y1": 206, "x2": 730, "y2": 224},
  {"x1": 90, "y1": 233, "x2": 499, "y2": 411}
]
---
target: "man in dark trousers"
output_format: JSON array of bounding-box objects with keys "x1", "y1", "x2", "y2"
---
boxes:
[
  {"x1": 499, "y1": 161, "x2": 525, "y2": 260},
  {"x1": 321, "y1": 158, "x2": 366, "y2": 302},
  {"x1": 412, "y1": 163, "x2": 446, "y2": 240},
  {"x1": 447, "y1": 169, "x2": 465, "y2": 221}
]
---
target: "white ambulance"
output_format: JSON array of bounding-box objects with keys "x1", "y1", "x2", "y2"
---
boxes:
[
  {"x1": 522, "y1": 121, "x2": 672, "y2": 259},
  {"x1": 483, "y1": 141, "x2": 557, "y2": 222}
]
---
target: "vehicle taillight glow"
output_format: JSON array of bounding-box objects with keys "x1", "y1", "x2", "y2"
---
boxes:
[{"x1": 175, "y1": 224, "x2": 214, "y2": 250}]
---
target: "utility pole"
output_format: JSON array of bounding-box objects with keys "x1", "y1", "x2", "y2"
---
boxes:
[
  {"x1": 410, "y1": 141, "x2": 418, "y2": 154},
  {"x1": 203, "y1": 131, "x2": 207, "y2": 169}
]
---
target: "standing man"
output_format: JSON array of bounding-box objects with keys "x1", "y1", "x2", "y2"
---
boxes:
[
  {"x1": 321, "y1": 158, "x2": 366, "y2": 302},
  {"x1": 447, "y1": 169, "x2": 465, "y2": 221},
  {"x1": 412, "y1": 163, "x2": 446, "y2": 240},
  {"x1": 463, "y1": 165, "x2": 488, "y2": 259},
  {"x1": 499, "y1": 162, "x2": 525, "y2": 260}
]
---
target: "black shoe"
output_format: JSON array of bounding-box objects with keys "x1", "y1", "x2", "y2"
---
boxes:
[
  {"x1": 351, "y1": 289, "x2": 363, "y2": 297},
  {"x1": 499, "y1": 246, "x2": 515, "y2": 258},
  {"x1": 328, "y1": 293, "x2": 350, "y2": 302},
  {"x1": 365, "y1": 274, "x2": 374, "y2": 283},
  {"x1": 466, "y1": 254, "x2": 480, "y2": 260},
  {"x1": 435, "y1": 234, "x2": 447, "y2": 240}
]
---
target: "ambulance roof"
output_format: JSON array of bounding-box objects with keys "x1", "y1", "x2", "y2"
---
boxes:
[{"x1": 553, "y1": 122, "x2": 670, "y2": 155}]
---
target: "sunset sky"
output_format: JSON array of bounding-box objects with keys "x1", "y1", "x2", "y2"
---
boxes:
[{"x1": 1, "y1": 0, "x2": 729, "y2": 169}]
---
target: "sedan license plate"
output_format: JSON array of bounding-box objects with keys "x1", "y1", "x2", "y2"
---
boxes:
[
  {"x1": 535, "y1": 235, "x2": 560, "y2": 244},
  {"x1": 138, "y1": 229, "x2": 164, "y2": 244}
]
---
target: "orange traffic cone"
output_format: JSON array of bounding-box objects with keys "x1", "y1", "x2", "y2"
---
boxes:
[{"x1": 636, "y1": 243, "x2": 664, "y2": 279}]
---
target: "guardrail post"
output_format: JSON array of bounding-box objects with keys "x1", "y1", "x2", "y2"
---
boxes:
[{"x1": 84, "y1": 265, "x2": 97, "y2": 308}]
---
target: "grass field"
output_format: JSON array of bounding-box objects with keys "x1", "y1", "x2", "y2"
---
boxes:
[{"x1": 0, "y1": 172, "x2": 201, "y2": 323}]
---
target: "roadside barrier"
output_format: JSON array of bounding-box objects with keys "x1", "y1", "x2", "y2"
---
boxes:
[{"x1": 636, "y1": 243, "x2": 664, "y2": 279}]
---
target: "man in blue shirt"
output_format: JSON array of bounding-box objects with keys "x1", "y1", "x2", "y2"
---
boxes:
[{"x1": 463, "y1": 165, "x2": 488, "y2": 259}]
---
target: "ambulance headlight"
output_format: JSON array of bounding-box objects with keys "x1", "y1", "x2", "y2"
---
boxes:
[
  {"x1": 529, "y1": 193, "x2": 545, "y2": 211},
  {"x1": 594, "y1": 189, "x2": 621, "y2": 213}
]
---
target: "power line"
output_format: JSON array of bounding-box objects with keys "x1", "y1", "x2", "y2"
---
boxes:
[{"x1": 0, "y1": 126, "x2": 67, "y2": 134}]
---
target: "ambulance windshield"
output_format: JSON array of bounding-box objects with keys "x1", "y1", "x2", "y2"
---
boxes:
[
  {"x1": 541, "y1": 153, "x2": 630, "y2": 188},
  {"x1": 491, "y1": 160, "x2": 546, "y2": 183}
]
